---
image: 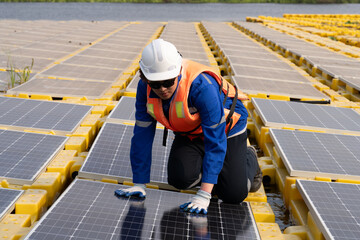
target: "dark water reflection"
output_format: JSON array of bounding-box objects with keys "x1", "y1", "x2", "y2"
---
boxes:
[{"x1": 1, "y1": 3, "x2": 360, "y2": 21}]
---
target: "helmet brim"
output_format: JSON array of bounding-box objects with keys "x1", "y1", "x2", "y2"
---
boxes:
[{"x1": 140, "y1": 64, "x2": 181, "y2": 81}]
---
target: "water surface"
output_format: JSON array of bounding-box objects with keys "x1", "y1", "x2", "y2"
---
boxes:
[{"x1": 1, "y1": 3, "x2": 360, "y2": 21}]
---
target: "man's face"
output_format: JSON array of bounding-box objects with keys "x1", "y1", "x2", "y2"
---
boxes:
[{"x1": 148, "y1": 77, "x2": 178, "y2": 100}]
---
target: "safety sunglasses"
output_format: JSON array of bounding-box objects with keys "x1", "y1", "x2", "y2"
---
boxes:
[{"x1": 147, "y1": 78, "x2": 176, "y2": 89}]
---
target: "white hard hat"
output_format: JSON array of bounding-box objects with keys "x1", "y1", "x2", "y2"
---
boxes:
[{"x1": 139, "y1": 39, "x2": 182, "y2": 81}]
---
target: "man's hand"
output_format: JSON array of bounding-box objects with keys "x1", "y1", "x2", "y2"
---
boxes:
[
  {"x1": 180, "y1": 190, "x2": 211, "y2": 214},
  {"x1": 114, "y1": 184, "x2": 146, "y2": 198}
]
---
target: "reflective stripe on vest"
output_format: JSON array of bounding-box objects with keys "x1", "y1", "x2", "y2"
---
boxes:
[
  {"x1": 147, "y1": 103, "x2": 156, "y2": 119},
  {"x1": 175, "y1": 102, "x2": 185, "y2": 118}
]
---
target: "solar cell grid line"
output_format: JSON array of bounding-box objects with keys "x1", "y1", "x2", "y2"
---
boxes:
[
  {"x1": 252, "y1": 98, "x2": 360, "y2": 134},
  {"x1": 297, "y1": 180, "x2": 360, "y2": 240},
  {"x1": 0, "y1": 97, "x2": 92, "y2": 135},
  {"x1": 24, "y1": 179, "x2": 260, "y2": 240},
  {"x1": 269, "y1": 129, "x2": 360, "y2": 180},
  {"x1": 107, "y1": 97, "x2": 136, "y2": 124},
  {"x1": 0, "y1": 129, "x2": 67, "y2": 185},
  {"x1": 79, "y1": 123, "x2": 173, "y2": 189},
  {"x1": 0, "y1": 188, "x2": 23, "y2": 221}
]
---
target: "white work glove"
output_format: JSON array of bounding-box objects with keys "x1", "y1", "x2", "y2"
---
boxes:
[
  {"x1": 180, "y1": 190, "x2": 211, "y2": 214},
  {"x1": 114, "y1": 184, "x2": 146, "y2": 198}
]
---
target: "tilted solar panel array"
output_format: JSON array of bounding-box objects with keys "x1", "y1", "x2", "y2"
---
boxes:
[
  {"x1": 235, "y1": 21, "x2": 360, "y2": 94},
  {"x1": 6, "y1": 22, "x2": 164, "y2": 99},
  {"x1": 201, "y1": 21, "x2": 329, "y2": 101}
]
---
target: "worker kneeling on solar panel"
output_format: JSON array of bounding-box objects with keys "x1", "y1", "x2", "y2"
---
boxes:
[{"x1": 115, "y1": 39, "x2": 262, "y2": 214}]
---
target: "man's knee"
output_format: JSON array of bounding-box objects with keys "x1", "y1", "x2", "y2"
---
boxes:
[
  {"x1": 217, "y1": 186, "x2": 248, "y2": 204},
  {"x1": 168, "y1": 173, "x2": 201, "y2": 190}
]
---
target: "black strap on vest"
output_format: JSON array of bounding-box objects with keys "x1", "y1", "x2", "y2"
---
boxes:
[
  {"x1": 162, "y1": 128, "x2": 168, "y2": 146},
  {"x1": 226, "y1": 85, "x2": 238, "y2": 125},
  {"x1": 223, "y1": 83, "x2": 229, "y2": 106}
]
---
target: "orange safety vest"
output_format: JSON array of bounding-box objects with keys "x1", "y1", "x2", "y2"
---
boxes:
[{"x1": 147, "y1": 59, "x2": 248, "y2": 137}]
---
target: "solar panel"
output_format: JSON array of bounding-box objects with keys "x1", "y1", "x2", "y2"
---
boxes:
[
  {"x1": 125, "y1": 72, "x2": 140, "y2": 92},
  {"x1": 10, "y1": 48, "x2": 66, "y2": 59},
  {"x1": 297, "y1": 180, "x2": 360, "y2": 240},
  {"x1": 0, "y1": 54, "x2": 53, "y2": 72},
  {"x1": 270, "y1": 129, "x2": 360, "y2": 181},
  {"x1": 0, "y1": 97, "x2": 92, "y2": 135},
  {"x1": 25, "y1": 42, "x2": 80, "y2": 53},
  {"x1": 40, "y1": 64, "x2": 123, "y2": 82},
  {"x1": 64, "y1": 55, "x2": 131, "y2": 70},
  {"x1": 339, "y1": 76, "x2": 360, "y2": 91},
  {"x1": 79, "y1": 49, "x2": 138, "y2": 61},
  {"x1": 232, "y1": 65, "x2": 311, "y2": 83},
  {"x1": 228, "y1": 57, "x2": 293, "y2": 70},
  {"x1": 252, "y1": 98, "x2": 360, "y2": 134},
  {"x1": 0, "y1": 129, "x2": 67, "y2": 185},
  {"x1": 24, "y1": 179, "x2": 260, "y2": 240},
  {"x1": 232, "y1": 76, "x2": 329, "y2": 101},
  {"x1": 79, "y1": 123, "x2": 172, "y2": 189},
  {"x1": 234, "y1": 21, "x2": 360, "y2": 92},
  {"x1": 107, "y1": 97, "x2": 136, "y2": 124},
  {"x1": 7, "y1": 78, "x2": 113, "y2": 99},
  {"x1": 0, "y1": 188, "x2": 23, "y2": 221}
]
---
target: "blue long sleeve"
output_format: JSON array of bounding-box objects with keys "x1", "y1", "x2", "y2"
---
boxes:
[
  {"x1": 189, "y1": 75, "x2": 226, "y2": 184},
  {"x1": 130, "y1": 79, "x2": 156, "y2": 184}
]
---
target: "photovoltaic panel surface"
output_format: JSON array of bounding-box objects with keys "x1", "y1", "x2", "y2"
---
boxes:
[
  {"x1": 252, "y1": 98, "x2": 360, "y2": 134},
  {"x1": 232, "y1": 65, "x2": 310, "y2": 82},
  {"x1": 79, "y1": 123, "x2": 173, "y2": 188},
  {"x1": 0, "y1": 188, "x2": 23, "y2": 221},
  {"x1": 0, "y1": 97, "x2": 92, "y2": 134},
  {"x1": 125, "y1": 72, "x2": 139, "y2": 92},
  {"x1": 0, "y1": 129, "x2": 67, "y2": 185},
  {"x1": 297, "y1": 180, "x2": 360, "y2": 240},
  {"x1": 7, "y1": 78, "x2": 112, "y2": 99},
  {"x1": 232, "y1": 76, "x2": 329, "y2": 101},
  {"x1": 40, "y1": 64, "x2": 122, "y2": 82},
  {"x1": 270, "y1": 129, "x2": 360, "y2": 181},
  {"x1": 107, "y1": 96, "x2": 136, "y2": 124},
  {"x1": 24, "y1": 179, "x2": 260, "y2": 240},
  {"x1": 234, "y1": 21, "x2": 360, "y2": 91}
]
